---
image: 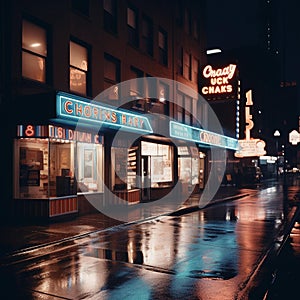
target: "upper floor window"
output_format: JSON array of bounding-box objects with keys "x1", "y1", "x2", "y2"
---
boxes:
[
  {"x1": 22, "y1": 19, "x2": 47, "y2": 83},
  {"x1": 69, "y1": 40, "x2": 89, "y2": 96},
  {"x1": 177, "y1": 47, "x2": 183, "y2": 76},
  {"x1": 127, "y1": 6, "x2": 139, "y2": 47},
  {"x1": 103, "y1": 0, "x2": 117, "y2": 34},
  {"x1": 192, "y1": 18, "x2": 199, "y2": 40},
  {"x1": 183, "y1": 50, "x2": 191, "y2": 80},
  {"x1": 104, "y1": 53, "x2": 120, "y2": 101},
  {"x1": 184, "y1": 8, "x2": 191, "y2": 35},
  {"x1": 158, "y1": 28, "x2": 168, "y2": 66},
  {"x1": 192, "y1": 56, "x2": 199, "y2": 83},
  {"x1": 141, "y1": 15, "x2": 153, "y2": 56},
  {"x1": 72, "y1": 0, "x2": 90, "y2": 16}
]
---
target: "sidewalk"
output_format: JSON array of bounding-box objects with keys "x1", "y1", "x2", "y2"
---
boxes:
[{"x1": 0, "y1": 185, "x2": 250, "y2": 259}]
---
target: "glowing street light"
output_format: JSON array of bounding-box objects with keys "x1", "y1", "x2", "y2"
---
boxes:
[
  {"x1": 274, "y1": 130, "x2": 281, "y2": 180},
  {"x1": 206, "y1": 48, "x2": 222, "y2": 55}
]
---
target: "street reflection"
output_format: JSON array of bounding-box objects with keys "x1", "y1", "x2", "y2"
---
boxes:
[{"x1": 0, "y1": 185, "x2": 288, "y2": 299}]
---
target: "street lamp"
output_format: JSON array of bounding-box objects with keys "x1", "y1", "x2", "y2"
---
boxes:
[
  {"x1": 206, "y1": 48, "x2": 222, "y2": 55},
  {"x1": 274, "y1": 130, "x2": 280, "y2": 180}
]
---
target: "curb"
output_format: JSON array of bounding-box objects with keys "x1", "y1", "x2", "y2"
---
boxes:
[
  {"x1": 236, "y1": 203, "x2": 300, "y2": 300},
  {"x1": 169, "y1": 192, "x2": 251, "y2": 216}
]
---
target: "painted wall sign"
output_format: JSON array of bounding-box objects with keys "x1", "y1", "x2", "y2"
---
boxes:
[
  {"x1": 201, "y1": 64, "x2": 239, "y2": 100},
  {"x1": 235, "y1": 90, "x2": 266, "y2": 157},
  {"x1": 169, "y1": 121, "x2": 239, "y2": 150},
  {"x1": 56, "y1": 92, "x2": 153, "y2": 133}
]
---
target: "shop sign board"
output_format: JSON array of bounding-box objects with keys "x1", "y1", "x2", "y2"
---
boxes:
[
  {"x1": 201, "y1": 63, "x2": 239, "y2": 101},
  {"x1": 169, "y1": 121, "x2": 239, "y2": 150},
  {"x1": 235, "y1": 90, "x2": 266, "y2": 157},
  {"x1": 56, "y1": 92, "x2": 153, "y2": 133},
  {"x1": 234, "y1": 139, "x2": 266, "y2": 158},
  {"x1": 289, "y1": 130, "x2": 300, "y2": 145}
]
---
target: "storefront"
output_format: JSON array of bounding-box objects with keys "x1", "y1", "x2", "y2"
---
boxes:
[
  {"x1": 13, "y1": 91, "x2": 153, "y2": 220},
  {"x1": 177, "y1": 145, "x2": 206, "y2": 192},
  {"x1": 169, "y1": 120, "x2": 239, "y2": 192},
  {"x1": 14, "y1": 125, "x2": 104, "y2": 218}
]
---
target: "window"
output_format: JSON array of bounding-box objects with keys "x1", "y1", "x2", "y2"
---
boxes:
[
  {"x1": 77, "y1": 142, "x2": 104, "y2": 193},
  {"x1": 192, "y1": 56, "x2": 199, "y2": 83},
  {"x1": 184, "y1": 8, "x2": 191, "y2": 34},
  {"x1": 72, "y1": 0, "x2": 90, "y2": 16},
  {"x1": 158, "y1": 28, "x2": 168, "y2": 66},
  {"x1": 177, "y1": 47, "x2": 183, "y2": 75},
  {"x1": 129, "y1": 66, "x2": 144, "y2": 98},
  {"x1": 104, "y1": 53, "x2": 120, "y2": 100},
  {"x1": 184, "y1": 95, "x2": 192, "y2": 125},
  {"x1": 177, "y1": 93, "x2": 183, "y2": 122},
  {"x1": 192, "y1": 18, "x2": 199, "y2": 40},
  {"x1": 177, "y1": 92, "x2": 192, "y2": 125},
  {"x1": 22, "y1": 19, "x2": 47, "y2": 83},
  {"x1": 141, "y1": 15, "x2": 153, "y2": 56},
  {"x1": 127, "y1": 6, "x2": 139, "y2": 47},
  {"x1": 141, "y1": 141, "x2": 174, "y2": 188},
  {"x1": 69, "y1": 40, "x2": 88, "y2": 96},
  {"x1": 14, "y1": 138, "x2": 76, "y2": 199},
  {"x1": 103, "y1": 0, "x2": 117, "y2": 34},
  {"x1": 183, "y1": 51, "x2": 191, "y2": 80}
]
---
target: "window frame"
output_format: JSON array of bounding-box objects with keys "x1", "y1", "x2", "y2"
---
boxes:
[
  {"x1": 127, "y1": 5, "x2": 139, "y2": 47},
  {"x1": 141, "y1": 14, "x2": 153, "y2": 56},
  {"x1": 69, "y1": 39, "x2": 90, "y2": 96},
  {"x1": 158, "y1": 27, "x2": 168, "y2": 66},
  {"x1": 22, "y1": 18, "x2": 49, "y2": 83},
  {"x1": 103, "y1": 0, "x2": 118, "y2": 34}
]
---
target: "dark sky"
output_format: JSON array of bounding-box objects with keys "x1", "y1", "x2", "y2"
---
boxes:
[{"x1": 205, "y1": 0, "x2": 300, "y2": 82}]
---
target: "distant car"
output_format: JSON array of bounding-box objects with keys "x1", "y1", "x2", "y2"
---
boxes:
[{"x1": 242, "y1": 166, "x2": 263, "y2": 184}]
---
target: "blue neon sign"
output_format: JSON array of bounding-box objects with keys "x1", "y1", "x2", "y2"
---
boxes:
[
  {"x1": 169, "y1": 121, "x2": 239, "y2": 150},
  {"x1": 56, "y1": 92, "x2": 153, "y2": 133}
]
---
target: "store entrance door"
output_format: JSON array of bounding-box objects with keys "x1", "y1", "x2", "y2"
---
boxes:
[{"x1": 141, "y1": 156, "x2": 151, "y2": 201}]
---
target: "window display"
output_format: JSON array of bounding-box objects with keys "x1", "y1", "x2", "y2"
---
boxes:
[
  {"x1": 178, "y1": 147, "x2": 200, "y2": 186},
  {"x1": 112, "y1": 146, "x2": 137, "y2": 191},
  {"x1": 14, "y1": 127, "x2": 104, "y2": 199},
  {"x1": 77, "y1": 142, "x2": 104, "y2": 193},
  {"x1": 49, "y1": 140, "x2": 76, "y2": 197},
  {"x1": 141, "y1": 141, "x2": 173, "y2": 188},
  {"x1": 15, "y1": 138, "x2": 49, "y2": 199}
]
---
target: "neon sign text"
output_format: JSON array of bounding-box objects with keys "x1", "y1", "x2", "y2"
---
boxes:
[
  {"x1": 201, "y1": 64, "x2": 237, "y2": 97},
  {"x1": 57, "y1": 92, "x2": 153, "y2": 133}
]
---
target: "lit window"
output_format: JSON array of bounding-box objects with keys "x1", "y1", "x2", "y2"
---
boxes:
[
  {"x1": 22, "y1": 19, "x2": 47, "y2": 83},
  {"x1": 69, "y1": 41, "x2": 88, "y2": 96}
]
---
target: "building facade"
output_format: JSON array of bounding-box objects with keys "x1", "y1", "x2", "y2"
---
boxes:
[{"x1": 1, "y1": 0, "x2": 238, "y2": 222}]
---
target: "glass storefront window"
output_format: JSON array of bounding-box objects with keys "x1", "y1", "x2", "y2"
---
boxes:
[
  {"x1": 49, "y1": 140, "x2": 76, "y2": 197},
  {"x1": 141, "y1": 141, "x2": 173, "y2": 188},
  {"x1": 178, "y1": 154, "x2": 199, "y2": 186},
  {"x1": 111, "y1": 146, "x2": 137, "y2": 191},
  {"x1": 77, "y1": 142, "x2": 104, "y2": 193},
  {"x1": 14, "y1": 133, "x2": 104, "y2": 199},
  {"x1": 14, "y1": 138, "x2": 49, "y2": 199}
]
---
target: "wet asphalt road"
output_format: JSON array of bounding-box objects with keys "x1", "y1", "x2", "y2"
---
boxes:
[{"x1": 0, "y1": 184, "x2": 298, "y2": 300}]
